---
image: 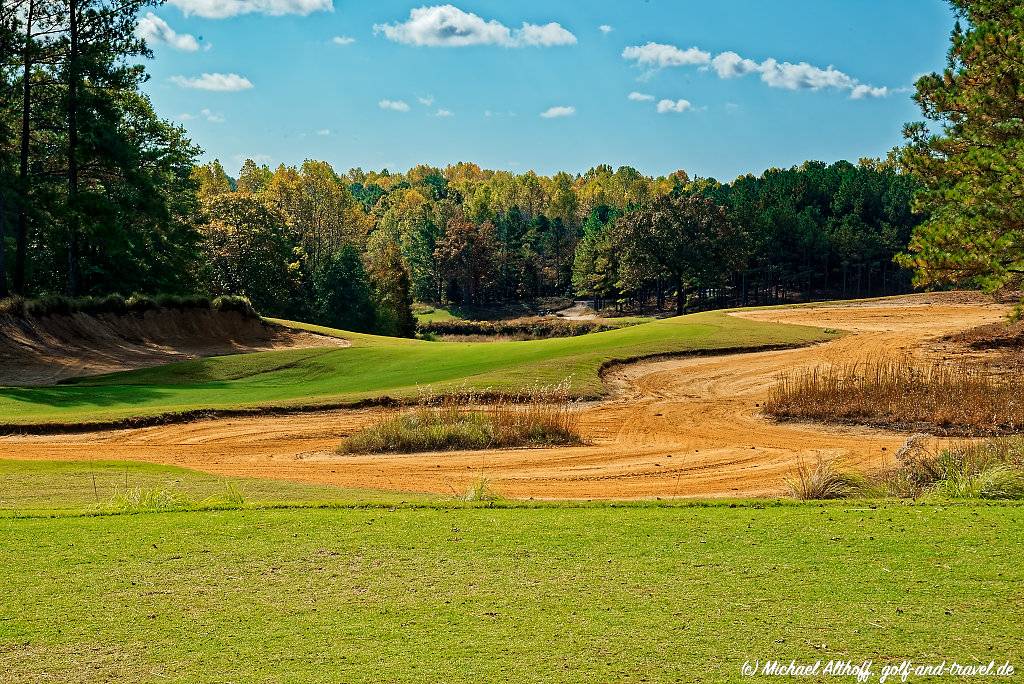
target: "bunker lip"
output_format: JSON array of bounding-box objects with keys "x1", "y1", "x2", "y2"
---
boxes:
[{"x1": 0, "y1": 308, "x2": 349, "y2": 387}]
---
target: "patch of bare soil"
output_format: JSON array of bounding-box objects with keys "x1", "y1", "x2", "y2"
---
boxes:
[
  {"x1": 928, "y1": 315, "x2": 1024, "y2": 375},
  {"x1": 0, "y1": 292, "x2": 1009, "y2": 499},
  {"x1": 0, "y1": 309, "x2": 348, "y2": 386}
]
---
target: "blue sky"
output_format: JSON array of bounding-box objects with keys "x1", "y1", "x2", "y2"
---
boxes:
[{"x1": 138, "y1": 0, "x2": 956, "y2": 180}]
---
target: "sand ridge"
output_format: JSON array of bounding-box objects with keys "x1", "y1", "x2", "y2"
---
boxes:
[
  {"x1": 0, "y1": 308, "x2": 349, "y2": 386},
  {"x1": 0, "y1": 293, "x2": 1009, "y2": 499}
]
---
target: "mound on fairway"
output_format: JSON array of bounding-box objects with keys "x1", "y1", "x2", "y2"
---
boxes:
[
  {"x1": 0, "y1": 309, "x2": 836, "y2": 428},
  {"x1": 0, "y1": 306, "x2": 347, "y2": 387}
]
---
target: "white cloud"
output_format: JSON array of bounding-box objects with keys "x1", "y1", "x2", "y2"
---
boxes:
[
  {"x1": 418, "y1": 95, "x2": 435, "y2": 107},
  {"x1": 434, "y1": 109, "x2": 454, "y2": 117},
  {"x1": 599, "y1": 24, "x2": 613, "y2": 34},
  {"x1": 711, "y1": 51, "x2": 759, "y2": 79},
  {"x1": 628, "y1": 91, "x2": 654, "y2": 102},
  {"x1": 316, "y1": 128, "x2": 331, "y2": 135},
  {"x1": 629, "y1": 41, "x2": 891, "y2": 100},
  {"x1": 200, "y1": 108, "x2": 225, "y2": 123},
  {"x1": 135, "y1": 13, "x2": 199, "y2": 51},
  {"x1": 331, "y1": 35, "x2": 355, "y2": 45},
  {"x1": 851, "y1": 84, "x2": 890, "y2": 99},
  {"x1": 374, "y1": 5, "x2": 576, "y2": 48},
  {"x1": 379, "y1": 99, "x2": 410, "y2": 112},
  {"x1": 540, "y1": 105, "x2": 575, "y2": 119},
  {"x1": 656, "y1": 99, "x2": 692, "y2": 114},
  {"x1": 516, "y1": 22, "x2": 577, "y2": 47},
  {"x1": 622, "y1": 42, "x2": 710, "y2": 68},
  {"x1": 170, "y1": 73, "x2": 253, "y2": 91},
  {"x1": 757, "y1": 58, "x2": 855, "y2": 91},
  {"x1": 178, "y1": 109, "x2": 226, "y2": 122},
  {"x1": 168, "y1": 0, "x2": 331, "y2": 19}
]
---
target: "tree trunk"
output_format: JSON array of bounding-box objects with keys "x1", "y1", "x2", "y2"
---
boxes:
[
  {"x1": 14, "y1": 0, "x2": 35, "y2": 294},
  {"x1": 66, "y1": 0, "x2": 80, "y2": 296}
]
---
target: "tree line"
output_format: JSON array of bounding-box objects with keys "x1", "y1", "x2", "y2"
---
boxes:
[
  {"x1": 187, "y1": 156, "x2": 922, "y2": 325},
  {"x1": 1, "y1": 0, "x2": 201, "y2": 300},
  {"x1": 9, "y1": 0, "x2": 994, "y2": 339}
]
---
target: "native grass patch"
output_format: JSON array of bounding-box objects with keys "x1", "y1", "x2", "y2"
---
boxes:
[
  {"x1": 766, "y1": 355, "x2": 1024, "y2": 436},
  {"x1": 786, "y1": 436, "x2": 1024, "y2": 501},
  {"x1": 339, "y1": 386, "x2": 582, "y2": 454}
]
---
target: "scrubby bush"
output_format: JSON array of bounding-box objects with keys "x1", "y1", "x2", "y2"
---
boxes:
[
  {"x1": 211, "y1": 295, "x2": 258, "y2": 318},
  {"x1": 0, "y1": 293, "x2": 258, "y2": 319},
  {"x1": 418, "y1": 317, "x2": 614, "y2": 340}
]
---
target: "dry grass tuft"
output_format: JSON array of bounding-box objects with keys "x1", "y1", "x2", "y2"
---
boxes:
[
  {"x1": 785, "y1": 456, "x2": 865, "y2": 500},
  {"x1": 765, "y1": 356, "x2": 1024, "y2": 435},
  {"x1": 338, "y1": 386, "x2": 582, "y2": 454}
]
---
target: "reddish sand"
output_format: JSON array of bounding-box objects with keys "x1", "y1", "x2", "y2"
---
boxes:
[{"x1": 0, "y1": 293, "x2": 1009, "y2": 499}]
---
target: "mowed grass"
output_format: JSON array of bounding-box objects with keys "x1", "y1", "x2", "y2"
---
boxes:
[
  {"x1": 0, "y1": 470, "x2": 1021, "y2": 683},
  {"x1": 0, "y1": 460, "x2": 434, "y2": 512},
  {"x1": 0, "y1": 309, "x2": 835, "y2": 426}
]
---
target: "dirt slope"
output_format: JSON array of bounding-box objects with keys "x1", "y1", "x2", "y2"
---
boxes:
[
  {"x1": 0, "y1": 293, "x2": 1008, "y2": 499},
  {"x1": 0, "y1": 308, "x2": 347, "y2": 386}
]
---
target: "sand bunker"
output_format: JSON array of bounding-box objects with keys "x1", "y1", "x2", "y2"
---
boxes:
[
  {"x1": 0, "y1": 308, "x2": 348, "y2": 386},
  {"x1": 0, "y1": 292, "x2": 1010, "y2": 499}
]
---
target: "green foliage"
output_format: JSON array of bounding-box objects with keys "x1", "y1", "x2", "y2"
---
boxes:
[
  {"x1": 366, "y1": 240, "x2": 416, "y2": 338},
  {"x1": 311, "y1": 245, "x2": 375, "y2": 332},
  {"x1": 202, "y1": 193, "x2": 301, "y2": 317},
  {"x1": 897, "y1": 0, "x2": 1024, "y2": 292},
  {"x1": 0, "y1": 293, "x2": 254, "y2": 318},
  {"x1": 617, "y1": 190, "x2": 742, "y2": 314},
  {"x1": 2, "y1": 0, "x2": 205, "y2": 298}
]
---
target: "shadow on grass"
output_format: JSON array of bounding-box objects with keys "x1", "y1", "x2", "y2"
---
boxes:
[{"x1": 0, "y1": 382, "x2": 220, "y2": 409}]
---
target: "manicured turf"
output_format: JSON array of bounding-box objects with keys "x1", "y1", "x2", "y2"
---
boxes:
[
  {"x1": 0, "y1": 460, "x2": 434, "y2": 512},
  {"x1": 0, "y1": 309, "x2": 835, "y2": 426},
  {"x1": 1, "y1": 461, "x2": 1020, "y2": 683}
]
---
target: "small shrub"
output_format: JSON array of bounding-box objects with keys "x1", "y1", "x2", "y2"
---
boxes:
[
  {"x1": 218, "y1": 482, "x2": 246, "y2": 506},
  {"x1": 0, "y1": 296, "x2": 26, "y2": 316},
  {"x1": 92, "y1": 294, "x2": 128, "y2": 315},
  {"x1": 155, "y1": 294, "x2": 212, "y2": 310},
  {"x1": 418, "y1": 317, "x2": 612, "y2": 340},
  {"x1": 125, "y1": 294, "x2": 159, "y2": 314},
  {"x1": 785, "y1": 456, "x2": 864, "y2": 500},
  {"x1": 212, "y1": 295, "x2": 258, "y2": 318}
]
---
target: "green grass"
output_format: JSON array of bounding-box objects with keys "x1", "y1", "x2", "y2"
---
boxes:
[
  {"x1": 0, "y1": 460, "x2": 434, "y2": 512},
  {"x1": 413, "y1": 304, "x2": 461, "y2": 323},
  {"x1": 0, "y1": 309, "x2": 835, "y2": 426},
  {"x1": 0, "y1": 471, "x2": 1020, "y2": 682}
]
